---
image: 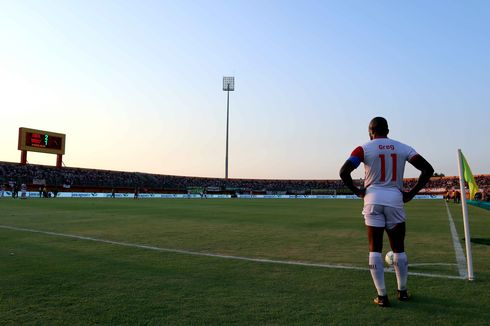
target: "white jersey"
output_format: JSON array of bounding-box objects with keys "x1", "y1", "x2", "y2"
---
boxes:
[
  {"x1": 21, "y1": 184, "x2": 27, "y2": 199},
  {"x1": 348, "y1": 137, "x2": 418, "y2": 208}
]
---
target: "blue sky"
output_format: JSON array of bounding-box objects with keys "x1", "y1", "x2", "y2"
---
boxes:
[{"x1": 1, "y1": 0, "x2": 489, "y2": 179}]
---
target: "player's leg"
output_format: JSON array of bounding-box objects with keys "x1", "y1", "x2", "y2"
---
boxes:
[
  {"x1": 367, "y1": 225, "x2": 385, "y2": 252},
  {"x1": 367, "y1": 225, "x2": 390, "y2": 306},
  {"x1": 385, "y1": 207, "x2": 409, "y2": 300},
  {"x1": 386, "y1": 221, "x2": 405, "y2": 253},
  {"x1": 363, "y1": 204, "x2": 390, "y2": 306}
]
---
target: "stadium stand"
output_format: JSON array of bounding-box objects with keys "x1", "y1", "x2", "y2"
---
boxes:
[{"x1": 1, "y1": 161, "x2": 489, "y2": 198}]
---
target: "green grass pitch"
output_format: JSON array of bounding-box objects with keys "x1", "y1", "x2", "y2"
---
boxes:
[{"x1": 1, "y1": 198, "x2": 490, "y2": 325}]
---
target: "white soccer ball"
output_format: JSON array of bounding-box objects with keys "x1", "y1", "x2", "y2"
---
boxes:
[{"x1": 385, "y1": 251, "x2": 394, "y2": 266}]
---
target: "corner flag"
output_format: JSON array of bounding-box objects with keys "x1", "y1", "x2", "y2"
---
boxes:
[
  {"x1": 457, "y1": 149, "x2": 474, "y2": 281},
  {"x1": 461, "y1": 153, "x2": 478, "y2": 200}
]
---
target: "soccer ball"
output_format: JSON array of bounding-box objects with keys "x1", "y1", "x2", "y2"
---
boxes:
[{"x1": 385, "y1": 251, "x2": 394, "y2": 266}]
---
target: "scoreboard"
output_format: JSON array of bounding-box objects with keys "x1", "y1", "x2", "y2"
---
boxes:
[{"x1": 18, "y1": 127, "x2": 66, "y2": 155}]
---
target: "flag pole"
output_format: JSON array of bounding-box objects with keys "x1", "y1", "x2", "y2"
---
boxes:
[{"x1": 457, "y1": 149, "x2": 474, "y2": 281}]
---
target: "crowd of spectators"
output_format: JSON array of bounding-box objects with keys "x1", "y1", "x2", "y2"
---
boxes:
[
  {"x1": 0, "y1": 162, "x2": 141, "y2": 189},
  {"x1": 150, "y1": 174, "x2": 348, "y2": 192},
  {"x1": 1, "y1": 161, "x2": 490, "y2": 195},
  {"x1": 0, "y1": 161, "x2": 348, "y2": 193},
  {"x1": 404, "y1": 175, "x2": 490, "y2": 192}
]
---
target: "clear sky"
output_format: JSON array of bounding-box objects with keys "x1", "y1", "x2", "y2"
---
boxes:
[{"x1": 1, "y1": 0, "x2": 489, "y2": 179}]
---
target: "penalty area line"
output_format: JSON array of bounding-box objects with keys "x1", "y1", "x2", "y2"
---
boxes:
[{"x1": 0, "y1": 224, "x2": 464, "y2": 281}]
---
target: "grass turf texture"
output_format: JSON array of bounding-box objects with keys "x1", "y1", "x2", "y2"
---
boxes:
[{"x1": 1, "y1": 198, "x2": 489, "y2": 325}]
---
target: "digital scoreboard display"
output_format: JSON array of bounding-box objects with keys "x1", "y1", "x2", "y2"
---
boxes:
[
  {"x1": 18, "y1": 128, "x2": 66, "y2": 155},
  {"x1": 26, "y1": 132, "x2": 63, "y2": 150}
]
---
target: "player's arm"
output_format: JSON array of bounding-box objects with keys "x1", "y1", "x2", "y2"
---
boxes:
[
  {"x1": 339, "y1": 160, "x2": 365, "y2": 197},
  {"x1": 403, "y1": 154, "x2": 434, "y2": 203},
  {"x1": 340, "y1": 147, "x2": 365, "y2": 197}
]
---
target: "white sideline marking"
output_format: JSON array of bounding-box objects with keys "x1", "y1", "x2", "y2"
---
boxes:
[
  {"x1": 409, "y1": 263, "x2": 457, "y2": 267},
  {"x1": 445, "y1": 202, "x2": 468, "y2": 278},
  {"x1": 0, "y1": 224, "x2": 464, "y2": 280}
]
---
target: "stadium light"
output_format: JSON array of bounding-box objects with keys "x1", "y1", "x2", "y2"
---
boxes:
[{"x1": 223, "y1": 77, "x2": 235, "y2": 179}]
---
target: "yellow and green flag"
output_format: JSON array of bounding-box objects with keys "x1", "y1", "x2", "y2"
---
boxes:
[{"x1": 461, "y1": 152, "x2": 478, "y2": 200}]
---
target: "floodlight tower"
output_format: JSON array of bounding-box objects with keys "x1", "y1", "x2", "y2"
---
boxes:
[{"x1": 223, "y1": 76, "x2": 235, "y2": 180}]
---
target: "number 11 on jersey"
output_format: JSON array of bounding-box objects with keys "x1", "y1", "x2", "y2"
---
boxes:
[{"x1": 379, "y1": 154, "x2": 397, "y2": 182}]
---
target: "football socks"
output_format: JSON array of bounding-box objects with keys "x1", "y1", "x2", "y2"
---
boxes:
[
  {"x1": 369, "y1": 252, "x2": 386, "y2": 296},
  {"x1": 393, "y1": 252, "x2": 408, "y2": 291}
]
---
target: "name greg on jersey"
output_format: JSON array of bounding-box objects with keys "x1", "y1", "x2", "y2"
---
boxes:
[{"x1": 378, "y1": 145, "x2": 395, "y2": 150}]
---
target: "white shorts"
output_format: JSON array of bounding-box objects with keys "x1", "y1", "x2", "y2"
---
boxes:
[{"x1": 362, "y1": 204, "x2": 405, "y2": 229}]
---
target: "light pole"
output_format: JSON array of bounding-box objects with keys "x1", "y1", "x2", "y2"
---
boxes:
[{"x1": 223, "y1": 76, "x2": 235, "y2": 180}]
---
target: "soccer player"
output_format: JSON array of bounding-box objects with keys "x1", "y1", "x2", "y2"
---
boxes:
[
  {"x1": 20, "y1": 183, "x2": 27, "y2": 199},
  {"x1": 339, "y1": 117, "x2": 434, "y2": 307}
]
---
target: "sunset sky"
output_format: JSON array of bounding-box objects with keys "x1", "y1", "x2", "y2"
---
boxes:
[{"x1": 1, "y1": 0, "x2": 489, "y2": 179}]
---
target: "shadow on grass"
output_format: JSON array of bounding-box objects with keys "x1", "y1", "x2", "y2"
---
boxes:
[
  {"x1": 389, "y1": 293, "x2": 469, "y2": 315},
  {"x1": 470, "y1": 238, "x2": 490, "y2": 246}
]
